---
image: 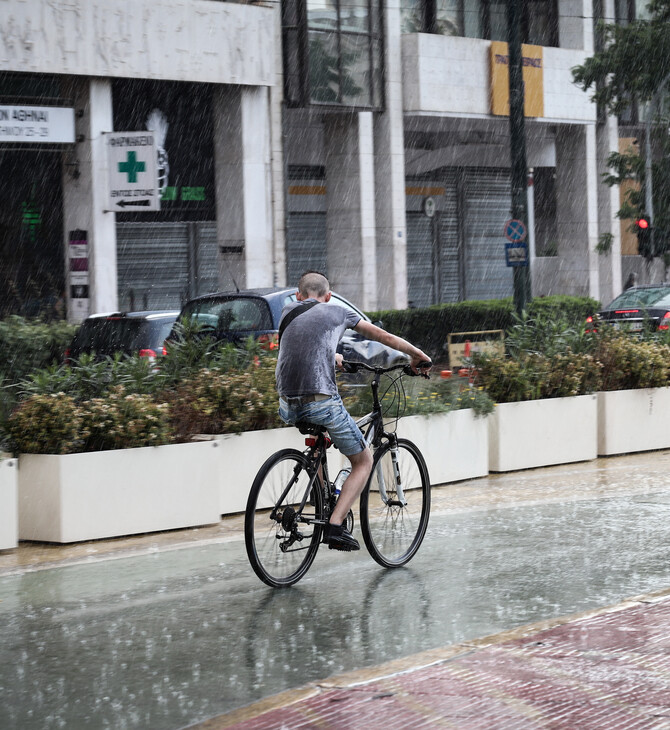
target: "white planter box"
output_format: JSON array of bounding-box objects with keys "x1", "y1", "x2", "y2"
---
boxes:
[
  {"x1": 598, "y1": 387, "x2": 670, "y2": 456},
  {"x1": 395, "y1": 410, "x2": 489, "y2": 485},
  {"x1": 18, "y1": 441, "x2": 220, "y2": 543},
  {"x1": 215, "y1": 427, "x2": 306, "y2": 515},
  {"x1": 489, "y1": 395, "x2": 597, "y2": 472},
  {"x1": 215, "y1": 411, "x2": 489, "y2": 515},
  {"x1": 0, "y1": 459, "x2": 18, "y2": 550}
]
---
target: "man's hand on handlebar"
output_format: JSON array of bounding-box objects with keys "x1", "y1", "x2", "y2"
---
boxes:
[{"x1": 409, "y1": 352, "x2": 432, "y2": 377}]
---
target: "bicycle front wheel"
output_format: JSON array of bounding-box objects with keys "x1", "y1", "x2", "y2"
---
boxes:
[
  {"x1": 245, "y1": 448, "x2": 325, "y2": 587},
  {"x1": 360, "y1": 438, "x2": 430, "y2": 568}
]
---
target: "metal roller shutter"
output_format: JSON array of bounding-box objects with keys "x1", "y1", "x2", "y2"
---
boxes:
[
  {"x1": 463, "y1": 169, "x2": 513, "y2": 301},
  {"x1": 286, "y1": 213, "x2": 327, "y2": 285},
  {"x1": 439, "y1": 174, "x2": 460, "y2": 303},
  {"x1": 406, "y1": 213, "x2": 434, "y2": 308},
  {"x1": 117, "y1": 222, "x2": 189, "y2": 311},
  {"x1": 194, "y1": 221, "x2": 219, "y2": 297}
]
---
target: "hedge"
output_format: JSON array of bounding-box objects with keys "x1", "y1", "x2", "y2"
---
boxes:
[{"x1": 367, "y1": 295, "x2": 600, "y2": 361}]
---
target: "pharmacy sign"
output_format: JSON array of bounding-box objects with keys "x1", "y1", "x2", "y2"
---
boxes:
[{"x1": 106, "y1": 132, "x2": 160, "y2": 212}]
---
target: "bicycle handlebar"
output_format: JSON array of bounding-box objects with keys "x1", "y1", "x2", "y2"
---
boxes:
[{"x1": 341, "y1": 359, "x2": 432, "y2": 378}]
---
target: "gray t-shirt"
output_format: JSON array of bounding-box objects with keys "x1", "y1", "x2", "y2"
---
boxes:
[{"x1": 275, "y1": 299, "x2": 361, "y2": 398}]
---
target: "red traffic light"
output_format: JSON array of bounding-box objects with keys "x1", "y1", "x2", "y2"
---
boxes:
[{"x1": 637, "y1": 217, "x2": 650, "y2": 229}]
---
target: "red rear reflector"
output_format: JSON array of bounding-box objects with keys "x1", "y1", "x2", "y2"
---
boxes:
[
  {"x1": 305, "y1": 437, "x2": 316, "y2": 447},
  {"x1": 139, "y1": 349, "x2": 157, "y2": 358}
]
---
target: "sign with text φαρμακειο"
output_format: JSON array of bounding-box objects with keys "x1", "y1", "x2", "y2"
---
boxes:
[{"x1": 106, "y1": 132, "x2": 160, "y2": 212}]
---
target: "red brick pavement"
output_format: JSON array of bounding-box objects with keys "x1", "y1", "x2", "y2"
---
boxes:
[{"x1": 193, "y1": 591, "x2": 670, "y2": 729}]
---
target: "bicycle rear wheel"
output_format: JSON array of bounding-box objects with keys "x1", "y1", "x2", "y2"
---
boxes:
[
  {"x1": 360, "y1": 438, "x2": 430, "y2": 568},
  {"x1": 245, "y1": 448, "x2": 325, "y2": 587}
]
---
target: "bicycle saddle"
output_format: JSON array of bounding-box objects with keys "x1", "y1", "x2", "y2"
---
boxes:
[{"x1": 296, "y1": 422, "x2": 327, "y2": 435}]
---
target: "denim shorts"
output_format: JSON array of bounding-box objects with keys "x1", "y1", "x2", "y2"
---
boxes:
[{"x1": 278, "y1": 394, "x2": 366, "y2": 456}]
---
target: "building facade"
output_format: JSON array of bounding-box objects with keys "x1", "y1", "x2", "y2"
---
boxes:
[{"x1": 0, "y1": 0, "x2": 650, "y2": 322}]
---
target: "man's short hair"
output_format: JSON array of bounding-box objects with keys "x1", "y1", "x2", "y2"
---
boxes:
[{"x1": 298, "y1": 271, "x2": 329, "y2": 298}]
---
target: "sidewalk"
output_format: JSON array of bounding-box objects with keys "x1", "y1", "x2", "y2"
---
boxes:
[{"x1": 190, "y1": 588, "x2": 670, "y2": 729}]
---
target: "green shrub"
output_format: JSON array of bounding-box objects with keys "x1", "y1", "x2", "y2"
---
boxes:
[
  {"x1": 6, "y1": 393, "x2": 83, "y2": 455},
  {"x1": 367, "y1": 295, "x2": 600, "y2": 361},
  {"x1": 162, "y1": 356, "x2": 281, "y2": 439},
  {"x1": 473, "y1": 349, "x2": 603, "y2": 403},
  {"x1": 595, "y1": 331, "x2": 670, "y2": 390},
  {"x1": 0, "y1": 316, "x2": 76, "y2": 384},
  {"x1": 81, "y1": 386, "x2": 172, "y2": 451}
]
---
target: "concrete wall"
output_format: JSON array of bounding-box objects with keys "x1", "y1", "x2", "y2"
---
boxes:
[
  {"x1": 0, "y1": 0, "x2": 274, "y2": 86},
  {"x1": 401, "y1": 35, "x2": 594, "y2": 123}
]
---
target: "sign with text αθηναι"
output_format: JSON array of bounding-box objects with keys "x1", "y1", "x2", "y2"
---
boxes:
[{"x1": 106, "y1": 132, "x2": 160, "y2": 212}]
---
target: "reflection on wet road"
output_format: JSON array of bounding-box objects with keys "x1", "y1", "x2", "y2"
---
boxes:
[{"x1": 3, "y1": 456, "x2": 670, "y2": 729}]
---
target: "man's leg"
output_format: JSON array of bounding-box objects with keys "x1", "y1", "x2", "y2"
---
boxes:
[{"x1": 329, "y1": 447, "x2": 373, "y2": 526}]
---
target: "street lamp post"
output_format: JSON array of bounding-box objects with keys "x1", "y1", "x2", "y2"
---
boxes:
[
  {"x1": 644, "y1": 70, "x2": 670, "y2": 257},
  {"x1": 507, "y1": 0, "x2": 532, "y2": 315}
]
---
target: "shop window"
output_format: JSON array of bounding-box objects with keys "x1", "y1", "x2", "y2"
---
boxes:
[
  {"x1": 402, "y1": 0, "x2": 559, "y2": 47},
  {"x1": 283, "y1": 0, "x2": 384, "y2": 109}
]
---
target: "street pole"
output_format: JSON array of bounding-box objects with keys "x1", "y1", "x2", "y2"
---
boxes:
[
  {"x1": 644, "y1": 71, "x2": 670, "y2": 258},
  {"x1": 507, "y1": 0, "x2": 531, "y2": 315}
]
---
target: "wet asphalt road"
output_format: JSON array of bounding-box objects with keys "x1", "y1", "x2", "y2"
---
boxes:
[{"x1": 2, "y1": 451, "x2": 670, "y2": 729}]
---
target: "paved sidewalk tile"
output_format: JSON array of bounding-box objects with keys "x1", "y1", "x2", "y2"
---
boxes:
[{"x1": 197, "y1": 594, "x2": 670, "y2": 730}]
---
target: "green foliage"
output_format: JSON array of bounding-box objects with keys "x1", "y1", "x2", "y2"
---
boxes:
[
  {"x1": 473, "y1": 350, "x2": 603, "y2": 403},
  {"x1": 367, "y1": 296, "x2": 600, "y2": 361},
  {"x1": 504, "y1": 311, "x2": 596, "y2": 358},
  {"x1": 81, "y1": 387, "x2": 172, "y2": 452},
  {"x1": 572, "y1": 11, "x2": 670, "y2": 112},
  {"x1": 473, "y1": 316, "x2": 670, "y2": 402},
  {"x1": 6, "y1": 387, "x2": 172, "y2": 454},
  {"x1": 0, "y1": 316, "x2": 77, "y2": 384},
  {"x1": 163, "y1": 357, "x2": 281, "y2": 439},
  {"x1": 158, "y1": 319, "x2": 262, "y2": 387},
  {"x1": 594, "y1": 329, "x2": 670, "y2": 390},
  {"x1": 573, "y1": 4, "x2": 670, "y2": 260},
  {"x1": 5, "y1": 393, "x2": 83, "y2": 455}
]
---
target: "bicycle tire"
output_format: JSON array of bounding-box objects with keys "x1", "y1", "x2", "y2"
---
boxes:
[
  {"x1": 360, "y1": 438, "x2": 430, "y2": 568},
  {"x1": 245, "y1": 448, "x2": 325, "y2": 587}
]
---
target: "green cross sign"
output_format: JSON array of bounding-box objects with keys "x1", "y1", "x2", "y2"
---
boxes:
[{"x1": 118, "y1": 151, "x2": 146, "y2": 183}]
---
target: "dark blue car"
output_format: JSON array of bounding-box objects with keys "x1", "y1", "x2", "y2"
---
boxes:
[{"x1": 168, "y1": 287, "x2": 407, "y2": 367}]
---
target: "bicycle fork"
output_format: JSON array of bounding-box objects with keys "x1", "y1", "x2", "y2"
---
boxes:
[{"x1": 375, "y1": 437, "x2": 407, "y2": 508}]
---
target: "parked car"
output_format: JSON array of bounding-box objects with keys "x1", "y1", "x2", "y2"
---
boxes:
[
  {"x1": 66, "y1": 310, "x2": 180, "y2": 363},
  {"x1": 587, "y1": 285, "x2": 670, "y2": 333},
  {"x1": 167, "y1": 287, "x2": 408, "y2": 368}
]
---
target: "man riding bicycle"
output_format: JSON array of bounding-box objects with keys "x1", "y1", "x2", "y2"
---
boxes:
[{"x1": 275, "y1": 271, "x2": 431, "y2": 552}]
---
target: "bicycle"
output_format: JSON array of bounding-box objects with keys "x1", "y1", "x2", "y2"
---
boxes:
[{"x1": 245, "y1": 360, "x2": 432, "y2": 587}]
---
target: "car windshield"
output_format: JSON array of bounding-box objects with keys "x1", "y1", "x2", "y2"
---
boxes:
[
  {"x1": 181, "y1": 297, "x2": 274, "y2": 332},
  {"x1": 605, "y1": 287, "x2": 670, "y2": 310}
]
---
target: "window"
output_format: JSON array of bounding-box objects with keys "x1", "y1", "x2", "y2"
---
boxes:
[
  {"x1": 283, "y1": 0, "x2": 384, "y2": 109},
  {"x1": 402, "y1": 0, "x2": 559, "y2": 47}
]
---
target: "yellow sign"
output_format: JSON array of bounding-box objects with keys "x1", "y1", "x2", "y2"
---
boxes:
[
  {"x1": 447, "y1": 330, "x2": 505, "y2": 368},
  {"x1": 490, "y1": 41, "x2": 544, "y2": 118}
]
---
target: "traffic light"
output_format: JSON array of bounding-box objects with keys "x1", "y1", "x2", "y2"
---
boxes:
[{"x1": 635, "y1": 214, "x2": 654, "y2": 259}]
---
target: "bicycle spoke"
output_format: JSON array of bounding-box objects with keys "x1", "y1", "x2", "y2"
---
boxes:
[
  {"x1": 245, "y1": 449, "x2": 324, "y2": 587},
  {"x1": 361, "y1": 439, "x2": 430, "y2": 567}
]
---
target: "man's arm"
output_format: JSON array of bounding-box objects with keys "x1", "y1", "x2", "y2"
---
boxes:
[{"x1": 353, "y1": 320, "x2": 431, "y2": 371}]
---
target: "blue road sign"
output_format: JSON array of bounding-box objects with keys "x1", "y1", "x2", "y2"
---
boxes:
[{"x1": 504, "y1": 218, "x2": 527, "y2": 242}]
